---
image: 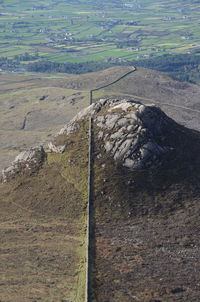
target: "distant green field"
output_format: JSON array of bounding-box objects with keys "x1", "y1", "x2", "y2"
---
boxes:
[{"x1": 0, "y1": 0, "x2": 199, "y2": 65}]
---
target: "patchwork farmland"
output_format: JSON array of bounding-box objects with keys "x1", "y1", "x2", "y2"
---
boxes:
[{"x1": 0, "y1": 0, "x2": 200, "y2": 65}]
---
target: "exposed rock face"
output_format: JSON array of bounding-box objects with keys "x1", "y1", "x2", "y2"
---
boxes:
[
  {"x1": 94, "y1": 100, "x2": 172, "y2": 169},
  {"x1": 51, "y1": 98, "x2": 173, "y2": 169},
  {"x1": 48, "y1": 142, "x2": 66, "y2": 154},
  {"x1": 1, "y1": 98, "x2": 175, "y2": 182},
  {"x1": 2, "y1": 146, "x2": 46, "y2": 183}
]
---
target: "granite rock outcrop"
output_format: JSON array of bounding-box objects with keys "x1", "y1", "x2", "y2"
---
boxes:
[
  {"x1": 1, "y1": 98, "x2": 176, "y2": 182},
  {"x1": 51, "y1": 98, "x2": 173, "y2": 169},
  {"x1": 2, "y1": 146, "x2": 46, "y2": 183}
]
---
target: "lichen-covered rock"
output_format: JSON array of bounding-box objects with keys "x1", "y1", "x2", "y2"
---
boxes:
[
  {"x1": 2, "y1": 146, "x2": 46, "y2": 183},
  {"x1": 4, "y1": 98, "x2": 173, "y2": 183},
  {"x1": 48, "y1": 98, "x2": 173, "y2": 170},
  {"x1": 48, "y1": 142, "x2": 66, "y2": 153},
  {"x1": 92, "y1": 99, "x2": 172, "y2": 169},
  {"x1": 58, "y1": 121, "x2": 80, "y2": 136}
]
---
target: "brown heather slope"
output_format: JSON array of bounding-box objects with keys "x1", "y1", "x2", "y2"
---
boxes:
[
  {"x1": 0, "y1": 96, "x2": 200, "y2": 302},
  {"x1": 89, "y1": 100, "x2": 200, "y2": 301},
  {"x1": 34, "y1": 98, "x2": 200, "y2": 302},
  {"x1": 0, "y1": 120, "x2": 89, "y2": 302}
]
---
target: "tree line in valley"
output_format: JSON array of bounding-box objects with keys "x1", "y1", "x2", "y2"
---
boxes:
[
  {"x1": 131, "y1": 53, "x2": 200, "y2": 83},
  {"x1": 0, "y1": 53, "x2": 200, "y2": 84}
]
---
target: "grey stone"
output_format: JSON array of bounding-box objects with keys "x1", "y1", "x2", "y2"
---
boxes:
[
  {"x1": 5, "y1": 98, "x2": 172, "y2": 178},
  {"x1": 123, "y1": 158, "x2": 135, "y2": 168},
  {"x1": 111, "y1": 139, "x2": 124, "y2": 154},
  {"x1": 138, "y1": 104, "x2": 146, "y2": 114},
  {"x1": 105, "y1": 141, "x2": 114, "y2": 152},
  {"x1": 127, "y1": 125, "x2": 135, "y2": 132},
  {"x1": 98, "y1": 131, "x2": 104, "y2": 139},
  {"x1": 96, "y1": 116, "x2": 105, "y2": 128},
  {"x1": 48, "y1": 142, "x2": 66, "y2": 153},
  {"x1": 117, "y1": 118, "x2": 130, "y2": 127},
  {"x1": 105, "y1": 114, "x2": 120, "y2": 129},
  {"x1": 2, "y1": 146, "x2": 45, "y2": 183},
  {"x1": 92, "y1": 98, "x2": 171, "y2": 169},
  {"x1": 123, "y1": 158, "x2": 143, "y2": 169},
  {"x1": 108, "y1": 102, "x2": 132, "y2": 112},
  {"x1": 114, "y1": 139, "x2": 132, "y2": 160},
  {"x1": 96, "y1": 116, "x2": 105, "y2": 123},
  {"x1": 125, "y1": 112, "x2": 138, "y2": 121},
  {"x1": 59, "y1": 122, "x2": 79, "y2": 136},
  {"x1": 110, "y1": 129, "x2": 124, "y2": 140}
]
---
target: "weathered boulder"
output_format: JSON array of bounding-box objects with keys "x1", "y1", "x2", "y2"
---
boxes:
[
  {"x1": 48, "y1": 142, "x2": 66, "y2": 154},
  {"x1": 92, "y1": 99, "x2": 172, "y2": 169},
  {"x1": 2, "y1": 98, "x2": 174, "y2": 183},
  {"x1": 49, "y1": 98, "x2": 173, "y2": 170},
  {"x1": 2, "y1": 146, "x2": 46, "y2": 183}
]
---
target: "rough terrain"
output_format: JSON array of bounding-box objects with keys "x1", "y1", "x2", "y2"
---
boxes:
[
  {"x1": 1, "y1": 66, "x2": 200, "y2": 171},
  {"x1": 90, "y1": 99, "x2": 200, "y2": 302},
  {"x1": 1, "y1": 86, "x2": 200, "y2": 301},
  {"x1": 42, "y1": 98, "x2": 200, "y2": 301},
  {"x1": 0, "y1": 120, "x2": 90, "y2": 302}
]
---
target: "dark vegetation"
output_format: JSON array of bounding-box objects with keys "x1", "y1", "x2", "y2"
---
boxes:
[
  {"x1": 89, "y1": 105, "x2": 200, "y2": 301},
  {"x1": 0, "y1": 56, "x2": 20, "y2": 71},
  {"x1": 130, "y1": 54, "x2": 200, "y2": 83},
  {"x1": 1, "y1": 100, "x2": 200, "y2": 300},
  {"x1": 26, "y1": 60, "x2": 115, "y2": 74},
  {"x1": 116, "y1": 40, "x2": 139, "y2": 48},
  {"x1": 1, "y1": 53, "x2": 199, "y2": 84},
  {"x1": 92, "y1": 106, "x2": 200, "y2": 221},
  {"x1": 14, "y1": 51, "x2": 39, "y2": 62}
]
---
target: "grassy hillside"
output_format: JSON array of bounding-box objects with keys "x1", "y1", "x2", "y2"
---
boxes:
[{"x1": 0, "y1": 120, "x2": 89, "y2": 302}]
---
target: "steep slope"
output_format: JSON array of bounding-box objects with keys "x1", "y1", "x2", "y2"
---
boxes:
[
  {"x1": 0, "y1": 120, "x2": 90, "y2": 302},
  {"x1": 1, "y1": 98, "x2": 200, "y2": 301},
  {"x1": 90, "y1": 99, "x2": 200, "y2": 302},
  {"x1": 49, "y1": 98, "x2": 200, "y2": 301}
]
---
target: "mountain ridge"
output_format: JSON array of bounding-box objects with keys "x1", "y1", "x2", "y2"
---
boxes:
[
  {"x1": 1, "y1": 97, "x2": 200, "y2": 301},
  {"x1": 1, "y1": 66, "x2": 200, "y2": 172}
]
